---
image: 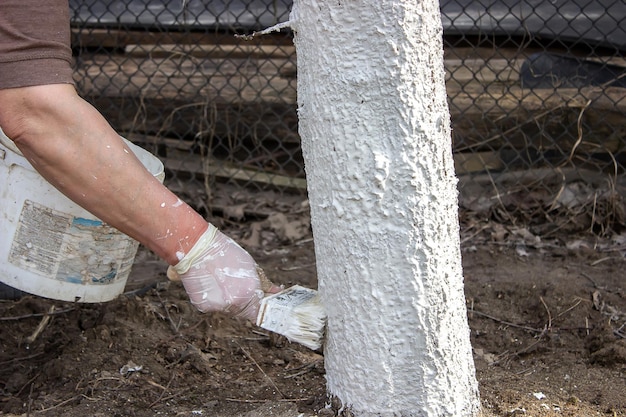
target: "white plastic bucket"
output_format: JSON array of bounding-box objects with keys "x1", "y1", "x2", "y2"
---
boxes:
[{"x1": 0, "y1": 128, "x2": 165, "y2": 303}]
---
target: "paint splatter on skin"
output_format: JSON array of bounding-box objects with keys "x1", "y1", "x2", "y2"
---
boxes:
[{"x1": 155, "y1": 229, "x2": 174, "y2": 241}]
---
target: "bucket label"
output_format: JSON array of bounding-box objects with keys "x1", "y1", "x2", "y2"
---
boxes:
[{"x1": 8, "y1": 200, "x2": 137, "y2": 285}]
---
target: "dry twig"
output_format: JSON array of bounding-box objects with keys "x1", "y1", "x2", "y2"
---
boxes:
[
  {"x1": 469, "y1": 309, "x2": 542, "y2": 333},
  {"x1": 25, "y1": 306, "x2": 55, "y2": 345},
  {"x1": 34, "y1": 395, "x2": 81, "y2": 414},
  {"x1": 284, "y1": 362, "x2": 318, "y2": 379},
  {"x1": 0, "y1": 352, "x2": 44, "y2": 366},
  {"x1": 237, "y1": 342, "x2": 285, "y2": 398},
  {"x1": 0, "y1": 307, "x2": 74, "y2": 321},
  {"x1": 539, "y1": 296, "x2": 552, "y2": 331},
  {"x1": 149, "y1": 373, "x2": 176, "y2": 408},
  {"x1": 157, "y1": 293, "x2": 182, "y2": 334},
  {"x1": 225, "y1": 397, "x2": 310, "y2": 403}
]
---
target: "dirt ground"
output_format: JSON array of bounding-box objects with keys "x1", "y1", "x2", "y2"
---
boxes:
[{"x1": 1, "y1": 193, "x2": 625, "y2": 417}]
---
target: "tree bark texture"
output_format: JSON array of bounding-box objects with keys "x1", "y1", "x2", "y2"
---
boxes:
[{"x1": 291, "y1": 1, "x2": 481, "y2": 416}]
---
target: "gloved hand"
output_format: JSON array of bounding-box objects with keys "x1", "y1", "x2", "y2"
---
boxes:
[{"x1": 167, "y1": 224, "x2": 279, "y2": 321}]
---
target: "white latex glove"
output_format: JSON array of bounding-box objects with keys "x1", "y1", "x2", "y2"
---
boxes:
[{"x1": 168, "y1": 224, "x2": 276, "y2": 321}]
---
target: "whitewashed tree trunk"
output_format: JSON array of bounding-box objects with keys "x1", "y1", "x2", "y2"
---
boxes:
[{"x1": 290, "y1": 1, "x2": 480, "y2": 416}]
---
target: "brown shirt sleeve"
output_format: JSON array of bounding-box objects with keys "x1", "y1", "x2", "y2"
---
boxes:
[{"x1": 0, "y1": 0, "x2": 74, "y2": 89}]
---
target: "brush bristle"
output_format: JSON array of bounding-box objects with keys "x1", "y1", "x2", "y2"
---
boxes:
[{"x1": 256, "y1": 286, "x2": 327, "y2": 350}]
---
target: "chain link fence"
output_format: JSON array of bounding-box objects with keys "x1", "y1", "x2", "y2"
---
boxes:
[{"x1": 70, "y1": 0, "x2": 626, "y2": 237}]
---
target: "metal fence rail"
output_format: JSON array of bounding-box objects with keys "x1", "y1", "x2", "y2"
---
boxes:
[{"x1": 70, "y1": 0, "x2": 626, "y2": 236}]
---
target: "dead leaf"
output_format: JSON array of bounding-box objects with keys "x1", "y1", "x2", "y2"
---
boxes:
[
  {"x1": 222, "y1": 203, "x2": 247, "y2": 221},
  {"x1": 592, "y1": 290, "x2": 601, "y2": 311}
]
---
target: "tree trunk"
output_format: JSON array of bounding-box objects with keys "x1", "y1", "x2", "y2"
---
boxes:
[{"x1": 290, "y1": 1, "x2": 480, "y2": 416}]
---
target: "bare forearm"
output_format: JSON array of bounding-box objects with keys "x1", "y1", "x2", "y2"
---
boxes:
[{"x1": 0, "y1": 84, "x2": 207, "y2": 265}]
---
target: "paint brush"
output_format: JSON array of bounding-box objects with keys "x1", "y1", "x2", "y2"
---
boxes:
[
  {"x1": 254, "y1": 266, "x2": 326, "y2": 350},
  {"x1": 256, "y1": 285, "x2": 326, "y2": 350},
  {"x1": 168, "y1": 265, "x2": 327, "y2": 350}
]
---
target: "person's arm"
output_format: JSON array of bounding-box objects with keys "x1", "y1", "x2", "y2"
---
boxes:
[
  {"x1": 0, "y1": 84, "x2": 277, "y2": 320},
  {"x1": 0, "y1": 84, "x2": 204, "y2": 264}
]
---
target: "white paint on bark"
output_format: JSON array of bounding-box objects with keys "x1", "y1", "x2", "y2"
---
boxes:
[{"x1": 290, "y1": 1, "x2": 480, "y2": 416}]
